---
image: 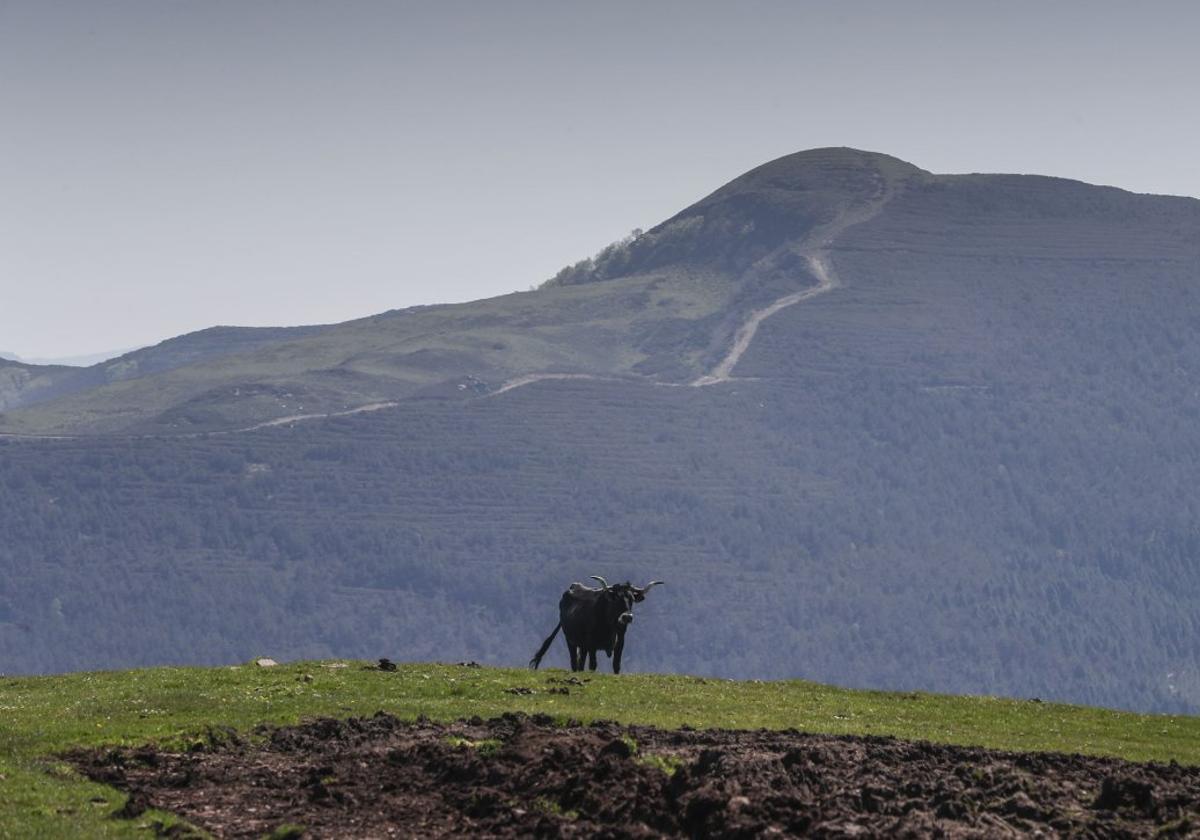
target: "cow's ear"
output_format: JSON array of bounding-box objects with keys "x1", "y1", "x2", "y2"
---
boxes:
[{"x1": 633, "y1": 592, "x2": 646, "y2": 602}]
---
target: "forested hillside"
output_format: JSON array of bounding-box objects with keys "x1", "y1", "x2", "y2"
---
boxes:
[{"x1": 1, "y1": 149, "x2": 1198, "y2": 714}]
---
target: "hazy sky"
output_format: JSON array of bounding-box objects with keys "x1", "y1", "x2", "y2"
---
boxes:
[{"x1": 3, "y1": 1, "x2": 1198, "y2": 359}]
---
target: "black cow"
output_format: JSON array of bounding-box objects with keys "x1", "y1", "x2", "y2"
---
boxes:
[{"x1": 529, "y1": 576, "x2": 664, "y2": 674}]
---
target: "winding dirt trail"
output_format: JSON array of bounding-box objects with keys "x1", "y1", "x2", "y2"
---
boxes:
[
  {"x1": 226, "y1": 400, "x2": 399, "y2": 434},
  {"x1": 689, "y1": 251, "x2": 839, "y2": 387},
  {"x1": 689, "y1": 183, "x2": 893, "y2": 387},
  {"x1": 0, "y1": 431, "x2": 77, "y2": 441},
  {"x1": 0, "y1": 401, "x2": 401, "y2": 441},
  {"x1": 488, "y1": 372, "x2": 618, "y2": 397},
  {"x1": 493, "y1": 178, "x2": 896, "y2": 397}
]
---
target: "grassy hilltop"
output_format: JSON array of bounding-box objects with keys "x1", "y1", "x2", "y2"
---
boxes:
[{"x1": 1, "y1": 661, "x2": 1198, "y2": 837}]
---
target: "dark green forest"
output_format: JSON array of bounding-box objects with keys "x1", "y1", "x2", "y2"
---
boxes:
[{"x1": 2, "y1": 360, "x2": 1199, "y2": 712}]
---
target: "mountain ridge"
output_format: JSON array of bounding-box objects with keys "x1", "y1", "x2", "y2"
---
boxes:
[
  {"x1": 16, "y1": 146, "x2": 1195, "y2": 435},
  {"x1": 2, "y1": 148, "x2": 1200, "y2": 715}
]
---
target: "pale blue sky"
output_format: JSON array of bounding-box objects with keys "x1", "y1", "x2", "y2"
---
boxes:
[{"x1": 3, "y1": 1, "x2": 1197, "y2": 359}]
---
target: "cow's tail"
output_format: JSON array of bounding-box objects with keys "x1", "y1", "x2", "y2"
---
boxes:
[{"x1": 529, "y1": 621, "x2": 562, "y2": 670}]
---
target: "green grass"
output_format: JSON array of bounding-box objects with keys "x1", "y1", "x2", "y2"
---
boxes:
[
  {"x1": 444, "y1": 735, "x2": 502, "y2": 756},
  {"x1": 639, "y1": 753, "x2": 686, "y2": 777},
  {"x1": 1, "y1": 661, "x2": 1198, "y2": 837}
]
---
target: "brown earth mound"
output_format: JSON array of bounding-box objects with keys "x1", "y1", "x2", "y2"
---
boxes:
[{"x1": 70, "y1": 712, "x2": 1199, "y2": 838}]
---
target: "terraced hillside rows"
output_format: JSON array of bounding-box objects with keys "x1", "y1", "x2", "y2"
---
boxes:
[{"x1": 2, "y1": 148, "x2": 1199, "y2": 715}]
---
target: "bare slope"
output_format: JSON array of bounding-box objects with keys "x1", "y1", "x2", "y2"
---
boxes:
[
  {"x1": 1, "y1": 324, "x2": 330, "y2": 416},
  {"x1": 0, "y1": 357, "x2": 76, "y2": 411},
  {"x1": 0, "y1": 148, "x2": 916, "y2": 435}
]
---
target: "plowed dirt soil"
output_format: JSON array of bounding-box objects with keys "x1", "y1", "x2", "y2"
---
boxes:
[{"x1": 71, "y1": 712, "x2": 1199, "y2": 838}]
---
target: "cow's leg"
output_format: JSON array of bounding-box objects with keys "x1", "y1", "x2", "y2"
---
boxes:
[
  {"x1": 613, "y1": 637, "x2": 625, "y2": 674},
  {"x1": 567, "y1": 640, "x2": 579, "y2": 671},
  {"x1": 588, "y1": 649, "x2": 598, "y2": 671}
]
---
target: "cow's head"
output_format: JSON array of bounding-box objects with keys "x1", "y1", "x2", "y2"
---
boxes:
[{"x1": 589, "y1": 576, "x2": 665, "y2": 628}]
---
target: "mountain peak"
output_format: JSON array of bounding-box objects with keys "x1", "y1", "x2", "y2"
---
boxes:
[
  {"x1": 544, "y1": 148, "x2": 926, "y2": 287},
  {"x1": 696, "y1": 147, "x2": 927, "y2": 214},
  {"x1": 723, "y1": 146, "x2": 928, "y2": 191}
]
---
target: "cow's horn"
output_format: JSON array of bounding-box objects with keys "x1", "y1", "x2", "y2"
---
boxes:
[
  {"x1": 638, "y1": 580, "x2": 665, "y2": 593},
  {"x1": 590, "y1": 575, "x2": 610, "y2": 590}
]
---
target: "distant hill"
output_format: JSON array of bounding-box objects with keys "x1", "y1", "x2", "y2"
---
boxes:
[
  {"x1": 0, "y1": 148, "x2": 920, "y2": 435},
  {"x1": 0, "y1": 324, "x2": 330, "y2": 418},
  {"x1": 1, "y1": 346, "x2": 141, "y2": 367},
  {"x1": 0, "y1": 356, "x2": 75, "y2": 412},
  {"x1": 1, "y1": 148, "x2": 1199, "y2": 714}
]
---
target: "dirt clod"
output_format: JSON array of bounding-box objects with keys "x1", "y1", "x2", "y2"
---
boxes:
[
  {"x1": 1094, "y1": 774, "x2": 1157, "y2": 814},
  {"x1": 71, "y1": 714, "x2": 1200, "y2": 838},
  {"x1": 547, "y1": 676, "x2": 587, "y2": 686}
]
